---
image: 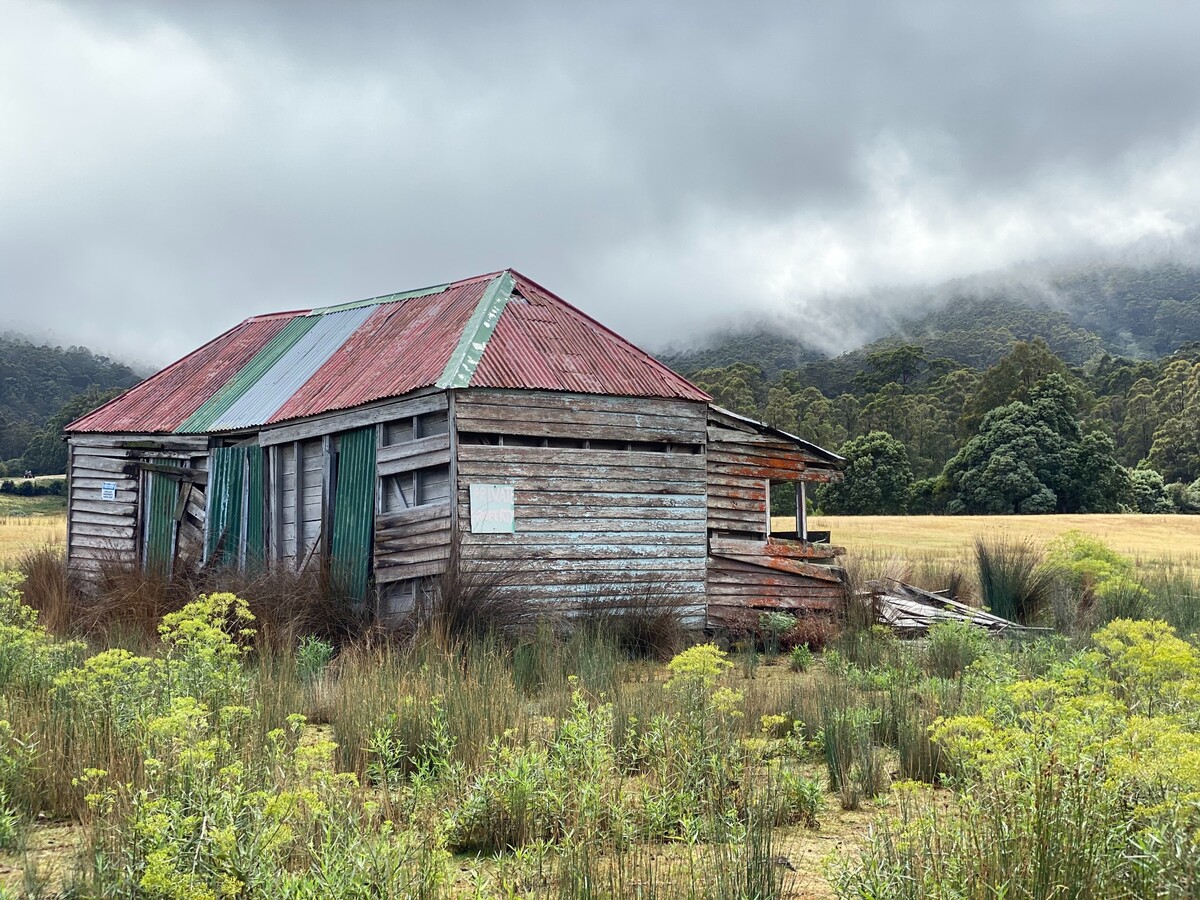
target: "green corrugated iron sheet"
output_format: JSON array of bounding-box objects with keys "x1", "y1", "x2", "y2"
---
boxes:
[
  {"x1": 180, "y1": 316, "x2": 321, "y2": 433},
  {"x1": 206, "y1": 447, "x2": 245, "y2": 565},
  {"x1": 144, "y1": 463, "x2": 180, "y2": 576},
  {"x1": 436, "y1": 272, "x2": 515, "y2": 389},
  {"x1": 243, "y1": 446, "x2": 265, "y2": 570},
  {"x1": 331, "y1": 426, "x2": 376, "y2": 601}
]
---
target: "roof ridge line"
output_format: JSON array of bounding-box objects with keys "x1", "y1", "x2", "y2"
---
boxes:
[
  {"x1": 311, "y1": 281, "x2": 452, "y2": 315},
  {"x1": 436, "y1": 272, "x2": 515, "y2": 389},
  {"x1": 506, "y1": 269, "x2": 711, "y2": 401}
]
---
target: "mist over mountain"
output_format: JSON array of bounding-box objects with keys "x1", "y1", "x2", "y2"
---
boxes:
[
  {"x1": 660, "y1": 262, "x2": 1200, "y2": 384},
  {"x1": 0, "y1": 333, "x2": 141, "y2": 471}
]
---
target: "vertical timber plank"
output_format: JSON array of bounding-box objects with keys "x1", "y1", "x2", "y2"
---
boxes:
[
  {"x1": 321, "y1": 435, "x2": 334, "y2": 559},
  {"x1": 293, "y1": 440, "x2": 303, "y2": 571}
]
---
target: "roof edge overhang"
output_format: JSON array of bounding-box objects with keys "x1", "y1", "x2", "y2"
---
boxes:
[{"x1": 709, "y1": 404, "x2": 845, "y2": 466}]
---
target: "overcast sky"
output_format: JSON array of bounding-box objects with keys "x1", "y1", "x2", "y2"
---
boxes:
[{"x1": 4, "y1": 1, "x2": 1200, "y2": 367}]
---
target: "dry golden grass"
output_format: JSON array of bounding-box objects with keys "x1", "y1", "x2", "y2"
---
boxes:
[
  {"x1": 785, "y1": 514, "x2": 1200, "y2": 578},
  {"x1": 0, "y1": 514, "x2": 66, "y2": 566}
]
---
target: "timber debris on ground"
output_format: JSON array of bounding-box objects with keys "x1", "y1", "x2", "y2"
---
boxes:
[{"x1": 864, "y1": 577, "x2": 1054, "y2": 636}]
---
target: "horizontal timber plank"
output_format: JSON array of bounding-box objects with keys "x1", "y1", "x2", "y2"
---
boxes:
[
  {"x1": 68, "y1": 435, "x2": 208, "y2": 451},
  {"x1": 71, "y1": 499, "x2": 136, "y2": 516},
  {"x1": 464, "y1": 530, "x2": 703, "y2": 547},
  {"x1": 456, "y1": 390, "x2": 705, "y2": 420},
  {"x1": 259, "y1": 390, "x2": 446, "y2": 446},
  {"x1": 710, "y1": 536, "x2": 845, "y2": 560},
  {"x1": 377, "y1": 434, "x2": 450, "y2": 464},
  {"x1": 377, "y1": 502, "x2": 451, "y2": 529},
  {"x1": 71, "y1": 510, "x2": 135, "y2": 527},
  {"x1": 461, "y1": 543, "x2": 706, "y2": 561},
  {"x1": 378, "y1": 448, "x2": 451, "y2": 477},
  {"x1": 464, "y1": 517, "x2": 705, "y2": 535},
  {"x1": 376, "y1": 546, "x2": 452, "y2": 566},
  {"x1": 71, "y1": 522, "x2": 135, "y2": 540},
  {"x1": 458, "y1": 459, "x2": 704, "y2": 483},
  {"x1": 70, "y1": 534, "x2": 136, "y2": 551},
  {"x1": 375, "y1": 560, "x2": 449, "y2": 583},
  {"x1": 458, "y1": 475, "x2": 703, "y2": 495},
  {"x1": 461, "y1": 490, "x2": 705, "y2": 510},
  {"x1": 376, "y1": 518, "x2": 451, "y2": 541},
  {"x1": 457, "y1": 445, "x2": 704, "y2": 471},
  {"x1": 454, "y1": 418, "x2": 702, "y2": 445},
  {"x1": 69, "y1": 445, "x2": 135, "y2": 459}
]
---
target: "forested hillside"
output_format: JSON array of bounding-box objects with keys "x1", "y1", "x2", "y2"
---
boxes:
[
  {"x1": 664, "y1": 263, "x2": 1200, "y2": 515},
  {"x1": 0, "y1": 335, "x2": 139, "y2": 474}
]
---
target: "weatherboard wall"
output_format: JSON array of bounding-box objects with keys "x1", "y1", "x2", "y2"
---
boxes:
[
  {"x1": 67, "y1": 434, "x2": 210, "y2": 574},
  {"x1": 452, "y1": 389, "x2": 710, "y2": 623}
]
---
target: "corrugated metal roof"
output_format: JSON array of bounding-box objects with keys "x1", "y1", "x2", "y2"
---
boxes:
[
  {"x1": 208, "y1": 305, "x2": 375, "y2": 431},
  {"x1": 179, "y1": 315, "x2": 321, "y2": 433},
  {"x1": 66, "y1": 269, "x2": 710, "y2": 435},
  {"x1": 267, "y1": 275, "x2": 492, "y2": 423},
  {"x1": 68, "y1": 314, "x2": 293, "y2": 433},
  {"x1": 471, "y1": 273, "x2": 710, "y2": 401}
]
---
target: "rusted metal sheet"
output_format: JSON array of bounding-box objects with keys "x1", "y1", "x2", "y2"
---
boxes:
[
  {"x1": 471, "y1": 274, "x2": 710, "y2": 401},
  {"x1": 67, "y1": 314, "x2": 294, "y2": 433},
  {"x1": 210, "y1": 306, "x2": 377, "y2": 431},
  {"x1": 268, "y1": 277, "x2": 491, "y2": 424}
]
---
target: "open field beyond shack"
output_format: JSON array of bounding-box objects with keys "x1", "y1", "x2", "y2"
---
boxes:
[
  {"x1": 12, "y1": 508, "x2": 1200, "y2": 574},
  {"x1": 791, "y1": 513, "x2": 1200, "y2": 577}
]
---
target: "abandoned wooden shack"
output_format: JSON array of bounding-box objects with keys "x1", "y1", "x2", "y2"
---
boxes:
[{"x1": 64, "y1": 269, "x2": 846, "y2": 627}]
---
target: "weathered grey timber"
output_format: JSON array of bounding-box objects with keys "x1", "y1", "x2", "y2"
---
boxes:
[{"x1": 64, "y1": 270, "x2": 847, "y2": 626}]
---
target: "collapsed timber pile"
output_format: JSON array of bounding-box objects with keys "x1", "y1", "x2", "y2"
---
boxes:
[{"x1": 864, "y1": 577, "x2": 1053, "y2": 637}]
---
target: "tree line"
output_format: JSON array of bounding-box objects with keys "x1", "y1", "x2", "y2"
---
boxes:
[
  {"x1": 689, "y1": 338, "x2": 1200, "y2": 515},
  {"x1": 0, "y1": 335, "x2": 137, "y2": 476}
]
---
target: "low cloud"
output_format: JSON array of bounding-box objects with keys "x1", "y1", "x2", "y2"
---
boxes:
[{"x1": 3, "y1": 0, "x2": 1200, "y2": 365}]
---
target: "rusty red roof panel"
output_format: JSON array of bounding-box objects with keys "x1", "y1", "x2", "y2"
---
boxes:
[
  {"x1": 267, "y1": 275, "x2": 493, "y2": 423},
  {"x1": 470, "y1": 273, "x2": 710, "y2": 402},
  {"x1": 67, "y1": 314, "x2": 295, "y2": 433}
]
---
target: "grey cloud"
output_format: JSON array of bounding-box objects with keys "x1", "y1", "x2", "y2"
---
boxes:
[{"x1": 4, "y1": 0, "x2": 1200, "y2": 365}]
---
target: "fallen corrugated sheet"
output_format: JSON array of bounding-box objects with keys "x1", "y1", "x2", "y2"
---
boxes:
[{"x1": 869, "y1": 578, "x2": 1053, "y2": 636}]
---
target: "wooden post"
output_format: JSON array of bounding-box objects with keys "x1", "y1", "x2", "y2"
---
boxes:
[
  {"x1": 293, "y1": 441, "x2": 303, "y2": 571},
  {"x1": 764, "y1": 478, "x2": 771, "y2": 539},
  {"x1": 269, "y1": 445, "x2": 282, "y2": 564},
  {"x1": 797, "y1": 481, "x2": 808, "y2": 541},
  {"x1": 321, "y1": 435, "x2": 335, "y2": 558}
]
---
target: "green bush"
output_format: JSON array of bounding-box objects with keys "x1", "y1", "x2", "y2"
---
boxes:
[
  {"x1": 923, "y1": 620, "x2": 992, "y2": 679},
  {"x1": 789, "y1": 644, "x2": 814, "y2": 672}
]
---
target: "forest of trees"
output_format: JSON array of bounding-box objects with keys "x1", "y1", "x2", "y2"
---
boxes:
[
  {"x1": 684, "y1": 340, "x2": 1200, "y2": 515},
  {"x1": 670, "y1": 264, "x2": 1200, "y2": 515},
  {"x1": 0, "y1": 335, "x2": 137, "y2": 475}
]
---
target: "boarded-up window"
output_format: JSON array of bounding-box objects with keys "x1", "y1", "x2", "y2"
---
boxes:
[{"x1": 382, "y1": 464, "x2": 450, "y2": 513}]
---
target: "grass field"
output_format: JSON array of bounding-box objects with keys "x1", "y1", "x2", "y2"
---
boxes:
[
  {"x1": 8, "y1": 508, "x2": 1200, "y2": 575},
  {"x1": 0, "y1": 483, "x2": 67, "y2": 565},
  {"x1": 797, "y1": 513, "x2": 1200, "y2": 578}
]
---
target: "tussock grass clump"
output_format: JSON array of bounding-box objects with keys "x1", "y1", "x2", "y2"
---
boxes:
[
  {"x1": 394, "y1": 558, "x2": 534, "y2": 647},
  {"x1": 923, "y1": 619, "x2": 993, "y2": 679},
  {"x1": 975, "y1": 533, "x2": 1056, "y2": 624},
  {"x1": 578, "y1": 581, "x2": 692, "y2": 661}
]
